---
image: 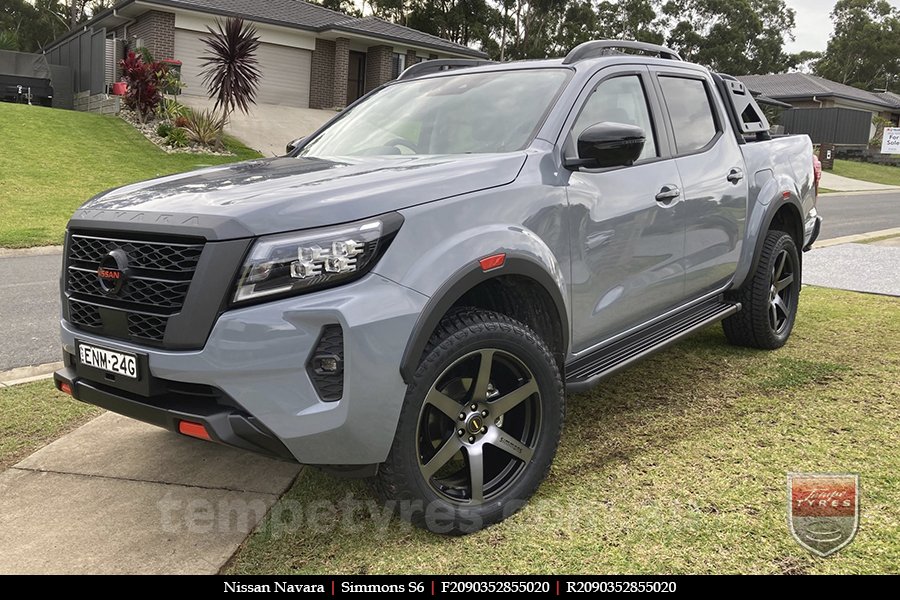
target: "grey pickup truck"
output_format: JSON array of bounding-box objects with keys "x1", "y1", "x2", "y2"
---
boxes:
[{"x1": 56, "y1": 40, "x2": 821, "y2": 533}]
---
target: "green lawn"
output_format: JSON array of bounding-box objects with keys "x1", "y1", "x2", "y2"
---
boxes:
[
  {"x1": 832, "y1": 159, "x2": 900, "y2": 187},
  {"x1": 0, "y1": 103, "x2": 261, "y2": 248},
  {"x1": 227, "y1": 287, "x2": 899, "y2": 574},
  {"x1": 0, "y1": 381, "x2": 101, "y2": 469}
]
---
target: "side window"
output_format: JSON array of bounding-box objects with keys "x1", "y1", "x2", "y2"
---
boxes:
[
  {"x1": 572, "y1": 75, "x2": 657, "y2": 161},
  {"x1": 658, "y1": 76, "x2": 719, "y2": 154}
]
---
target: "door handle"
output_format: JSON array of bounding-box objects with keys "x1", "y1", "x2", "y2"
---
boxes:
[
  {"x1": 655, "y1": 185, "x2": 681, "y2": 205},
  {"x1": 727, "y1": 168, "x2": 744, "y2": 184}
]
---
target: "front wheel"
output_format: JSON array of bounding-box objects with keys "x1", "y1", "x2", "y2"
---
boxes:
[
  {"x1": 723, "y1": 229, "x2": 800, "y2": 349},
  {"x1": 375, "y1": 308, "x2": 565, "y2": 534}
]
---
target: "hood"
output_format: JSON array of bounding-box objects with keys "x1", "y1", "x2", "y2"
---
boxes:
[{"x1": 69, "y1": 153, "x2": 527, "y2": 239}]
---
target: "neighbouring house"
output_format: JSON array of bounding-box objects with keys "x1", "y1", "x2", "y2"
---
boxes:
[
  {"x1": 737, "y1": 72, "x2": 900, "y2": 127},
  {"x1": 43, "y1": 0, "x2": 487, "y2": 111}
]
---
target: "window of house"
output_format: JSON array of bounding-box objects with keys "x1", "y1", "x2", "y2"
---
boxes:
[{"x1": 391, "y1": 53, "x2": 407, "y2": 79}]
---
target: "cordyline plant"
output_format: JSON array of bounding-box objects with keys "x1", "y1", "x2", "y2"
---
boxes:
[
  {"x1": 119, "y1": 51, "x2": 168, "y2": 123},
  {"x1": 200, "y1": 17, "x2": 261, "y2": 125}
]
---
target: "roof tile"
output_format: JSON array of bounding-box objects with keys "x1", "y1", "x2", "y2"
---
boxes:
[{"x1": 737, "y1": 72, "x2": 896, "y2": 109}]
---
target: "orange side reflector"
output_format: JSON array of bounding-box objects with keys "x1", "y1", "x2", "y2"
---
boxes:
[
  {"x1": 178, "y1": 420, "x2": 212, "y2": 441},
  {"x1": 59, "y1": 381, "x2": 73, "y2": 396},
  {"x1": 479, "y1": 253, "x2": 506, "y2": 272},
  {"x1": 782, "y1": 191, "x2": 791, "y2": 199}
]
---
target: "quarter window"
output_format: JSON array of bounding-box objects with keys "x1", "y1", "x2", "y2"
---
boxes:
[
  {"x1": 573, "y1": 75, "x2": 657, "y2": 162},
  {"x1": 658, "y1": 76, "x2": 719, "y2": 154}
]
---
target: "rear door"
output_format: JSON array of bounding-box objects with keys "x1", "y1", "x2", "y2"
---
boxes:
[
  {"x1": 564, "y1": 66, "x2": 687, "y2": 352},
  {"x1": 650, "y1": 67, "x2": 749, "y2": 296}
]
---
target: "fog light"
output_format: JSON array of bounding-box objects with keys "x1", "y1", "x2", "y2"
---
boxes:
[
  {"x1": 307, "y1": 325, "x2": 344, "y2": 402},
  {"x1": 313, "y1": 354, "x2": 342, "y2": 375}
]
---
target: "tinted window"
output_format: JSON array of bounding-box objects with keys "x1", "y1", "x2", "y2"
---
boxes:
[
  {"x1": 300, "y1": 69, "x2": 569, "y2": 156},
  {"x1": 659, "y1": 76, "x2": 718, "y2": 154},
  {"x1": 573, "y1": 75, "x2": 657, "y2": 161}
]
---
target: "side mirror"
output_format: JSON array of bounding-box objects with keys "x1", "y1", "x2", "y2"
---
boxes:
[
  {"x1": 566, "y1": 122, "x2": 645, "y2": 169},
  {"x1": 286, "y1": 137, "x2": 305, "y2": 154}
]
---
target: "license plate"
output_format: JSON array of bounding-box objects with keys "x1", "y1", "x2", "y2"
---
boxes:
[{"x1": 77, "y1": 343, "x2": 138, "y2": 379}]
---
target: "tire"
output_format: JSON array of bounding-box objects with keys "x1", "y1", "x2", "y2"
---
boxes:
[
  {"x1": 375, "y1": 308, "x2": 565, "y2": 534},
  {"x1": 723, "y1": 229, "x2": 801, "y2": 349}
]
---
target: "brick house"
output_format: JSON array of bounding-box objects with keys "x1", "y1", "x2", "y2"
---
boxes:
[
  {"x1": 738, "y1": 73, "x2": 900, "y2": 127},
  {"x1": 45, "y1": 0, "x2": 486, "y2": 110}
]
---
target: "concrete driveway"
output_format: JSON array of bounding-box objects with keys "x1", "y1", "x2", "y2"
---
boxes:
[
  {"x1": 0, "y1": 412, "x2": 301, "y2": 574},
  {"x1": 180, "y1": 97, "x2": 336, "y2": 157}
]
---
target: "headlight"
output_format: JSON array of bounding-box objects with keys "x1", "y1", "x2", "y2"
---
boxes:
[{"x1": 233, "y1": 213, "x2": 403, "y2": 304}]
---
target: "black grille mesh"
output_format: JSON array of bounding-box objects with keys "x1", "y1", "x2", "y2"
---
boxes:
[
  {"x1": 69, "y1": 235, "x2": 202, "y2": 272},
  {"x1": 69, "y1": 300, "x2": 102, "y2": 329},
  {"x1": 66, "y1": 233, "x2": 204, "y2": 344}
]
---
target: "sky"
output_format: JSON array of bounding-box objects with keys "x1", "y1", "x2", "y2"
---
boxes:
[{"x1": 785, "y1": 0, "x2": 900, "y2": 53}]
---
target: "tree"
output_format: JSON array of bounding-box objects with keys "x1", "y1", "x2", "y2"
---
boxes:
[
  {"x1": 308, "y1": 0, "x2": 362, "y2": 16},
  {"x1": 814, "y1": 0, "x2": 900, "y2": 92},
  {"x1": 661, "y1": 0, "x2": 796, "y2": 74},
  {"x1": 200, "y1": 18, "x2": 262, "y2": 118}
]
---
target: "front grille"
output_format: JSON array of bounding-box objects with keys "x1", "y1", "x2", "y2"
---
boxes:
[
  {"x1": 65, "y1": 232, "x2": 205, "y2": 345},
  {"x1": 69, "y1": 300, "x2": 102, "y2": 328},
  {"x1": 69, "y1": 235, "x2": 202, "y2": 272}
]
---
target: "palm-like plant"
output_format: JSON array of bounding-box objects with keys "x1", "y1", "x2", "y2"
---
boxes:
[{"x1": 200, "y1": 18, "x2": 261, "y2": 119}]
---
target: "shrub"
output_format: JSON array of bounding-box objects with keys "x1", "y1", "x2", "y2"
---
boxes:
[
  {"x1": 119, "y1": 51, "x2": 167, "y2": 123},
  {"x1": 156, "y1": 97, "x2": 186, "y2": 122},
  {"x1": 166, "y1": 127, "x2": 189, "y2": 148},
  {"x1": 182, "y1": 108, "x2": 226, "y2": 148},
  {"x1": 156, "y1": 122, "x2": 173, "y2": 138},
  {"x1": 174, "y1": 115, "x2": 189, "y2": 128},
  {"x1": 200, "y1": 18, "x2": 261, "y2": 118}
]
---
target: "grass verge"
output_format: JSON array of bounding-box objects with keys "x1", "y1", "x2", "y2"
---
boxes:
[
  {"x1": 0, "y1": 103, "x2": 262, "y2": 248},
  {"x1": 227, "y1": 287, "x2": 899, "y2": 574},
  {"x1": 0, "y1": 381, "x2": 101, "y2": 469},
  {"x1": 832, "y1": 159, "x2": 900, "y2": 187}
]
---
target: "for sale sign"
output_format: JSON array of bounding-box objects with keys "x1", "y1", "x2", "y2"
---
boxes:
[{"x1": 882, "y1": 127, "x2": 900, "y2": 153}]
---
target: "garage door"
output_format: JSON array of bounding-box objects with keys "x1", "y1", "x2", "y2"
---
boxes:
[{"x1": 174, "y1": 29, "x2": 311, "y2": 108}]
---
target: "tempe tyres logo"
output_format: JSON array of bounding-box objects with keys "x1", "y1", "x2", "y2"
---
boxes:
[{"x1": 788, "y1": 473, "x2": 859, "y2": 557}]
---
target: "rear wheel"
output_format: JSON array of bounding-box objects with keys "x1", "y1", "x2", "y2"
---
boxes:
[
  {"x1": 375, "y1": 308, "x2": 565, "y2": 534},
  {"x1": 723, "y1": 229, "x2": 800, "y2": 349}
]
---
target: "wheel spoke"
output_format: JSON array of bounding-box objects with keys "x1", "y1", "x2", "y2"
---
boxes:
[
  {"x1": 488, "y1": 429, "x2": 534, "y2": 464},
  {"x1": 470, "y1": 349, "x2": 495, "y2": 402},
  {"x1": 421, "y1": 436, "x2": 461, "y2": 480},
  {"x1": 774, "y1": 251, "x2": 786, "y2": 281},
  {"x1": 769, "y1": 302, "x2": 779, "y2": 329},
  {"x1": 773, "y1": 294, "x2": 788, "y2": 319},
  {"x1": 776, "y1": 273, "x2": 794, "y2": 292},
  {"x1": 489, "y1": 378, "x2": 539, "y2": 417},
  {"x1": 467, "y1": 445, "x2": 485, "y2": 503},
  {"x1": 425, "y1": 388, "x2": 462, "y2": 420}
]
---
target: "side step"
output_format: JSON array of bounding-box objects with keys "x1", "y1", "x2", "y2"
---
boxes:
[{"x1": 565, "y1": 298, "x2": 740, "y2": 392}]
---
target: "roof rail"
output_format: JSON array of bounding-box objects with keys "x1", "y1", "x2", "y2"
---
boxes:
[
  {"x1": 397, "y1": 58, "x2": 497, "y2": 81},
  {"x1": 562, "y1": 40, "x2": 682, "y2": 64}
]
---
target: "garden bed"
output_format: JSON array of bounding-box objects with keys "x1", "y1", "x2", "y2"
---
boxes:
[{"x1": 119, "y1": 107, "x2": 234, "y2": 156}]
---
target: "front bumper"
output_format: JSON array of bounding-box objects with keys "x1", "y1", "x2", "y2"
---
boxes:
[
  {"x1": 58, "y1": 273, "x2": 428, "y2": 465},
  {"x1": 54, "y1": 366, "x2": 295, "y2": 460}
]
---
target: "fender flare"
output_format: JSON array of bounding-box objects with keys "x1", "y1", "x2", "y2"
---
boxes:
[
  {"x1": 741, "y1": 196, "x2": 805, "y2": 289},
  {"x1": 399, "y1": 255, "x2": 569, "y2": 383}
]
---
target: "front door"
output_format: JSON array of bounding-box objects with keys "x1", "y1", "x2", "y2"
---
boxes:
[
  {"x1": 347, "y1": 51, "x2": 366, "y2": 103},
  {"x1": 565, "y1": 68, "x2": 687, "y2": 352}
]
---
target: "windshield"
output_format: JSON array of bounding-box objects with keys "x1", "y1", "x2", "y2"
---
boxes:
[{"x1": 299, "y1": 68, "x2": 569, "y2": 157}]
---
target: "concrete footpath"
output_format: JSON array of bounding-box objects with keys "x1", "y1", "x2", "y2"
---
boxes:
[
  {"x1": 804, "y1": 236, "x2": 900, "y2": 297},
  {"x1": 820, "y1": 171, "x2": 900, "y2": 193},
  {"x1": 0, "y1": 412, "x2": 300, "y2": 574}
]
